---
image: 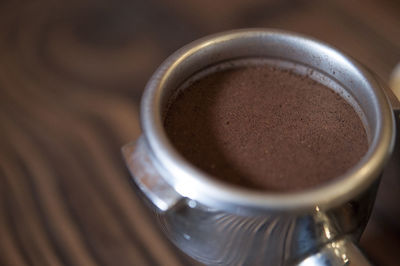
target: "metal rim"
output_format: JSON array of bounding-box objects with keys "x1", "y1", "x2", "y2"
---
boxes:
[{"x1": 140, "y1": 29, "x2": 395, "y2": 213}]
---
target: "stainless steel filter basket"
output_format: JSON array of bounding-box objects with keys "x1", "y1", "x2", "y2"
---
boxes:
[{"x1": 123, "y1": 29, "x2": 400, "y2": 265}]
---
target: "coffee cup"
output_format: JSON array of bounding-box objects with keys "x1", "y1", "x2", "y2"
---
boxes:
[{"x1": 123, "y1": 29, "x2": 400, "y2": 265}]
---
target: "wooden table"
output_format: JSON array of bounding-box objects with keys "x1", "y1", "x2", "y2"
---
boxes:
[{"x1": 1, "y1": 1, "x2": 399, "y2": 265}]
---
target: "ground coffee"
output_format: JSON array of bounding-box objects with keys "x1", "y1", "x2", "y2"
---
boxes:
[{"x1": 164, "y1": 64, "x2": 368, "y2": 192}]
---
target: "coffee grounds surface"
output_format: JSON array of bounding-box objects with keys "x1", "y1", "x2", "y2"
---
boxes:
[{"x1": 164, "y1": 65, "x2": 368, "y2": 192}]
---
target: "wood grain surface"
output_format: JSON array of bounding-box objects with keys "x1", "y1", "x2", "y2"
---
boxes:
[{"x1": 0, "y1": 1, "x2": 399, "y2": 265}]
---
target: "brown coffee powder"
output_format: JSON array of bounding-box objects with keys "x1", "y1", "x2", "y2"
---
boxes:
[{"x1": 164, "y1": 64, "x2": 368, "y2": 192}]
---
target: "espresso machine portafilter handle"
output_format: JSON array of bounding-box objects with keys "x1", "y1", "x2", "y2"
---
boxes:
[{"x1": 296, "y1": 237, "x2": 372, "y2": 266}]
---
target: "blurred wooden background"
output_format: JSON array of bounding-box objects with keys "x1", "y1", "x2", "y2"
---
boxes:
[{"x1": 0, "y1": 0, "x2": 399, "y2": 265}]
